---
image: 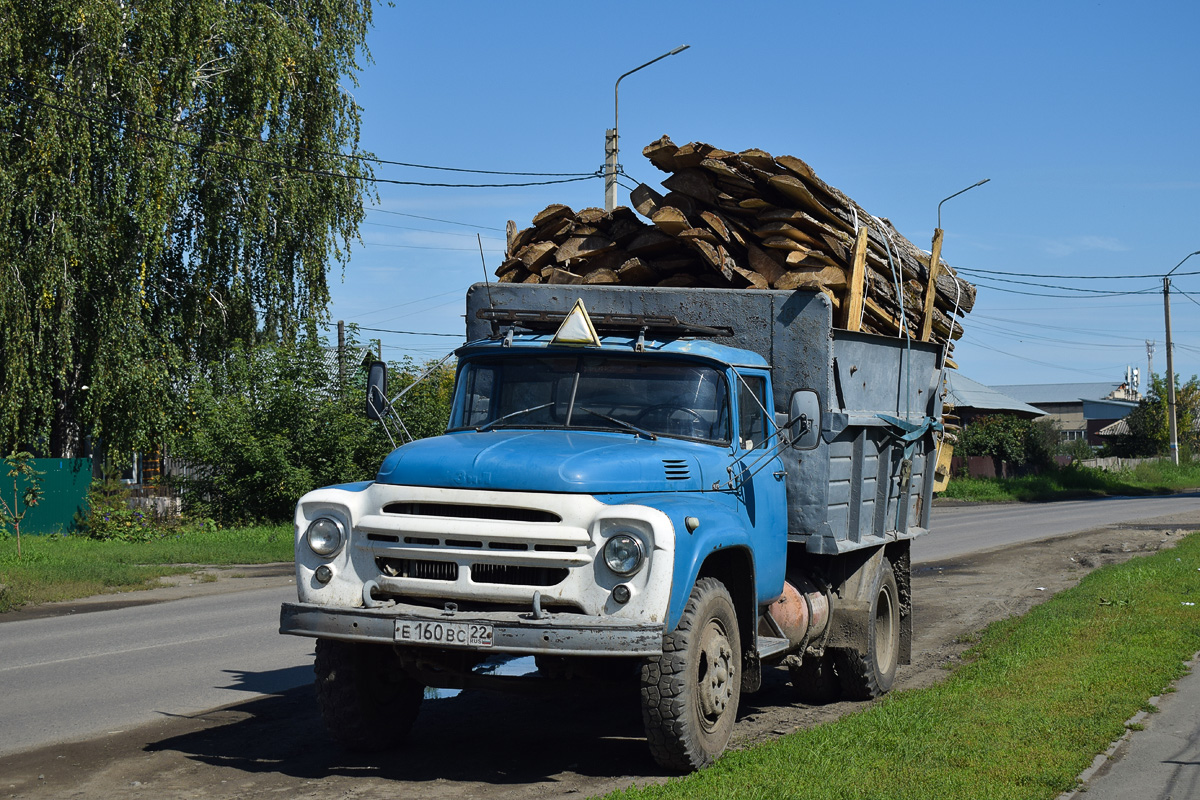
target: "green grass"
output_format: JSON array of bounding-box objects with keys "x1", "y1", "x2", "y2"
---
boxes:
[
  {"x1": 607, "y1": 532, "x2": 1200, "y2": 800},
  {"x1": 941, "y1": 460, "x2": 1200, "y2": 503},
  {"x1": 0, "y1": 523, "x2": 293, "y2": 612}
]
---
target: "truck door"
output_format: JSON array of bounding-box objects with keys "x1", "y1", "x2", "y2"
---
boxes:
[{"x1": 735, "y1": 373, "x2": 788, "y2": 596}]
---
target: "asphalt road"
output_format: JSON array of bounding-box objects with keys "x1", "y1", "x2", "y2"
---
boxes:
[
  {"x1": 0, "y1": 587, "x2": 312, "y2": 758},
  {"x1": 3, "y1": 492, "x2": 1200, "y2": 759}
]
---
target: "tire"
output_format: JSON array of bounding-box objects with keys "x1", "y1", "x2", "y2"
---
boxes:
[
  {"x1": 314, "y1": 639, "x2": 424, "y2": 752},
  {"x1": 787, "y1": 653, "x2": 841, "y2": 704},
  {"x1": 640, "y1": 577, "x2": 742, "y2": 771},
  {"x1": 834, "y1": 557, "x2": 900, "y2": 700}
]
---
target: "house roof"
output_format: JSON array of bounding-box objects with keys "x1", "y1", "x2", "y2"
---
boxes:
[
  {"x1": 991, "y1": 382, "x2": 1122, "y2": 405},
  {"x1": 944, "y1": 371, "x2": 1046, "y2": 417}
]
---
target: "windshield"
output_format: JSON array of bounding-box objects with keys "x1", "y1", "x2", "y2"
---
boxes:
[{"x1": 452, "y1": 353, "x2": 731, "y2": 444}]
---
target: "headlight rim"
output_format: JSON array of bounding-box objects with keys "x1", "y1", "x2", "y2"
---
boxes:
[
  {"x1": 306, "y1": 516, "x2": 346, "y2": 557},
  {"x1": 603, "y1": 531, "x2": 645, "y2": 576}
]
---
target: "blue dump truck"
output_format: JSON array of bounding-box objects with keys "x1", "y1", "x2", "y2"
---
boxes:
[{"x1": 280, "y1": 283, "x2": 943, "y2": 771}]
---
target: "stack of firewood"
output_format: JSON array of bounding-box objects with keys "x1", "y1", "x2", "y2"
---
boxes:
[{"x1": 497, "y1": 135, "x2": 975, "y2": 356}]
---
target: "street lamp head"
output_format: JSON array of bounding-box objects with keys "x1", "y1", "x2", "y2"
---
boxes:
[
  {"x1": 669, "y1": 44, "x2": 690, "y2": 56},
  {"x1": 1166, "y1": 250, "x2": 1200, "y2": 277},
  {"x1": 937, "y1": 178, "x2": 990, "y2": 230}
]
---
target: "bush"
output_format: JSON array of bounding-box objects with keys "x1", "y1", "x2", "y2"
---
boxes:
[
  {"x1": 76, "y1": 469, "x2": 159, "y2": 542},
  {"x1": 169, "y1": 339, "x2": 454, "y2": 523}
]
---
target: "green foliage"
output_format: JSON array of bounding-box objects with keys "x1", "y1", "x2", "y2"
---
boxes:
[
  {"x1": 0, "y1": 0, "x2": 377, "y2": 458},
  {"x1": 75, "y1": 468, "x2": 157, "y2": 542},
  {"x1": 1108, "y1": 373, "x2": 1200, "y2": 457},
  {"x1": 389, "y1": 356, "x2": 458, "y2": 442},
  {"x1": 0, "y1": 451, "x2": 43, "y2": 558},
  {"x1": 168, "y1": 339, "x2": 454, "y2": 523},
  {"x1": 958, "y1": 415, "x2": 1038, "y2": 466}
]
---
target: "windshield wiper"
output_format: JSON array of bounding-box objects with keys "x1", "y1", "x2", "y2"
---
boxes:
[
  {"x1": 476, "y1": 402, "x2": 555, "y2": 432},
  {"x1": 576, "y1": 407, "x2": 657, "y2": 440}
]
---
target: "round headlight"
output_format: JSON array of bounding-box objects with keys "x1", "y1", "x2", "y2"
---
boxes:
[
  {"x1": 604, "y1": 533, "x2": 644, "y2": 576},
  {"x1": 306, "y1": 517, "x2": 345, "y2": 556}
]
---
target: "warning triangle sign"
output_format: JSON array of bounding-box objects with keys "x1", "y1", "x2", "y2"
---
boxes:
[{"x1": 552, "y1": 299, "x2": 602, "y2": 347}]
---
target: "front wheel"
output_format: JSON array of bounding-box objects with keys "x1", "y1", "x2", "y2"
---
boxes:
[
  {"x1": 314, "y1": 639, "x2": 424, "y2": 752},
  {"x1": 834, "y1": 557, "x2": 900, "y2": 699},
  {"x1": 640, "y1": 577, "x2": 742, "y2": 771}
]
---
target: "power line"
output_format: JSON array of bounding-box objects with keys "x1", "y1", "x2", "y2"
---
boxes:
[
  {"x1": 972, "y1": 279, "x2": 1159, "y2": 299},
  {"x1": 969, "y1": 273, "x2": 1158, "y2": 294},
  {"x1": 972, "y1": 314, "x2": 1158, "y2": 342},
  {"x1": 367, "y1": 209, "x2": 505, "y2": 231},
  {"x1": 10, "y1": 88, "x2": 603, "y2": 188},
  {"x1": 363, "y1": 220, "x2": 506, "y2": 241},
  {"x1": 356, "y1": 326, "x2": 463, "y2": 338},
  {"x1": 962, "y1": 336, "x2": 1127, "y2": 377},
  {"x1": 959, "y1": 266, "x2": 1200, "y2": 280},
  {"x1": 362, "y1": 240, "x2": 504, "y2": 252},
  {"x1": 11, "y1": 77, "x2": 596, "y2": 178},
  {"x1": 352, "y1": 289, "x2": 465, "y2": 320}
]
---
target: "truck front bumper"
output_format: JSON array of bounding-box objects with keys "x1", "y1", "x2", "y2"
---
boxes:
[{"x1": 280, "y1": 601, "x2": 665, "y2": 657}]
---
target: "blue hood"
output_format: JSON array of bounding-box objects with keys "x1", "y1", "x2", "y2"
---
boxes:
[{"x1": 376, "y1": 430, "x2": 721, "y2": 493}]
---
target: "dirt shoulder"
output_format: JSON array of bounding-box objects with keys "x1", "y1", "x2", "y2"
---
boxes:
[
  {"x1": 0, "y1": 563, "x2": 296, "y2": 623},
  {"x1": 1, "y1": 514, "x2": 1194, "y2": 800}
]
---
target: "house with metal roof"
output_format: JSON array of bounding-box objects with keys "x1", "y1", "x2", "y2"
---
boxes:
[
  {"x1": 991, "y1": 380, "x2": 1140, "y2": 446},
  {"x1": 943, "y1": 371, "x2": 1046, "y2": 422}
]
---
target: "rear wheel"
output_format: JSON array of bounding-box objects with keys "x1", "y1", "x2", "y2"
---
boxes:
[
  {"x1": 314, "y1": 639, "x2": 424, "y2": 752},
  {"x1": 834, "y1": 557, "x2": 900, "y2": 699},
  {"x1": 640, "y1": 577, "x2": 741, "y2": 771}
]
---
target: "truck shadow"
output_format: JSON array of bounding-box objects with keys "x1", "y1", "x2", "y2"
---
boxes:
[{"x1": 147, "y1": 678, "x2": 671, "y2": 784}]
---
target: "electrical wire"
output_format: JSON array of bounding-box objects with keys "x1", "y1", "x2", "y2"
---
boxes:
[
  {"x1": 972, "y1": 314, "x2": 1161, "y2": 342},
  {"x1": 367, "y1": 209, "x2": 505, "y2": 231},
  {"x1": 972, "y1": 279, "x2": 1159, "y2": 299},
  {"x1": 968, "y1": 273, "x2": 1159, "y2": 294},
  {"x1": 961, "y1": 336, "x2": 1128, "y2": 377},
  {"x1": 356, "y1": 326, "x2": 462, "y2": 338},
  {"x1": 958, "y1": 265, "x2": 1200, "y2": 280},
  {"x1": 10, "y1": 88, "x2": 603, "y2": 188},
  {"x1": 352, "y1": 289, "x2": 465, "y2": 320},
  {"x1": 10, "y1": 77, "x2": 596, "y2": 177},
  {"x1": 361, "y1": 240, "x2": 504, "y2": 252},
  {"x1": 363, "y1": 220, "x2": 506, "y2": 241}
]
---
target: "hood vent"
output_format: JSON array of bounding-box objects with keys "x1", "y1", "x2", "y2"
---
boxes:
[{"x1": 662, "y1": 459, "x2": 691, "y2": 481}]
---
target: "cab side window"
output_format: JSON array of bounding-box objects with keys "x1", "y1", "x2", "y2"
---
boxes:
[{"x1": 738, "y1": 375, "x2": 767, "y2": 450}]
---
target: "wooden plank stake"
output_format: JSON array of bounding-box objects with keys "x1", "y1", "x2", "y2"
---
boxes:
[
  {"x1": 843, "y1": 225, "x2": 869, "y2": 331},
  {"x1": 919, "y1": 228, "x2": 944, "y2": 341}
]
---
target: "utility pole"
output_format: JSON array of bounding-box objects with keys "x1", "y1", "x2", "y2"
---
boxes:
[
  {"x1": 605, "y1": 45, "x2": 690, "y2": 211},
  {"x1": 337, "y1": 320, "x2": 346, "y2": 390},
  {"x1": 1164, "y1": 276, "x2": 1178, "y2": 465},
  {"x1": 1163, "y1": 251, "x2": 1200, "y2": 466}
]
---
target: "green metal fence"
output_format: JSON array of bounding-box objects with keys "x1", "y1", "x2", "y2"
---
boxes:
[{"x1": 5, "y1": 458, "x2": 93, "y2": 535}]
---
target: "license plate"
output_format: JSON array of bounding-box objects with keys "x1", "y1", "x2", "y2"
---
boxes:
[{"x1": 395, "y1": 620, "x2": 494, "y2": 648}]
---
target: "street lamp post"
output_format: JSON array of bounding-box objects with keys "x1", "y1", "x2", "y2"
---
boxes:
[
  {"x1": 1163, "y1": 250, "x2": 1200, "y2": 465},
  {"x1": 605, "y1": 45, "x2": 690, "y2": 211},
  {"x1": 920, "y1": 179, "x2": 989, "y2": 342}
]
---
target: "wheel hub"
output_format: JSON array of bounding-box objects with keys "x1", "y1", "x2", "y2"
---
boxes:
[{"x1": 697, "y1": 620, "x2": 736, "y2": 724}]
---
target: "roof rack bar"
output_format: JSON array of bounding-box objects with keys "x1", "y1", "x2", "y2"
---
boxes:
[{"x1": 475, "y1": 308, "x2": 733, "y2": 338}]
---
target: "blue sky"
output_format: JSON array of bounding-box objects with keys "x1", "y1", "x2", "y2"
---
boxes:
[{"x1": 328, "y1": 0, "x2": 1200, "y2": 391}]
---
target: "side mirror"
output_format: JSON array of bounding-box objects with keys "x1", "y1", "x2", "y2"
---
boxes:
[
  {"x1": 787, "y1": 389, "x2": 821, "y2": 450},
  {"x1": 366, "y1": 361, "x2": 388, "y2": 421}
]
